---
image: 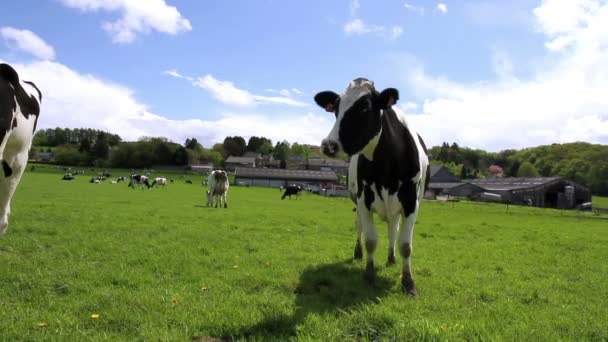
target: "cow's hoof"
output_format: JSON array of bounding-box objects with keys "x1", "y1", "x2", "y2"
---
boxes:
[
  {"x1": 401, "y1": 274, "x2": 417, "y2": 297},
  {"x1": 363, "y1": 263, "x2": 375, "y2": 285},
  {"x1": 386, "y1": 255, "x2": 396, "y2": 266},
  {"x1": 353, "y1": 244, "x2": 363, "y2": 260}
]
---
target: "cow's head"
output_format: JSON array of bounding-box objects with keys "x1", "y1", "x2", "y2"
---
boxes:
[{"x1": 315, "y1": 78, "x2": 398, "y2": 157}]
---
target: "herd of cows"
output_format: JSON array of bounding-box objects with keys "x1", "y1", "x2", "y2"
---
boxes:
[{"x1": 1, "y1": 64, "x2": 430, "y2": 295}]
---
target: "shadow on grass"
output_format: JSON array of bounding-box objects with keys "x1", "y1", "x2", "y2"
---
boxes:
[{"x1": 233, "y1": 259, "x2": 393, "y2": 340}]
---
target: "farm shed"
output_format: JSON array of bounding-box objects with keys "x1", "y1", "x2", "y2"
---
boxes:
[
  {"x1": 234, "y1": 168, "x2": 338, "y2": 188},
  {"x1": 467, "y1": 177, "x2": 591, "y2": 209},
  {"x1": 427, "y1": 166, "x2": 463, "y2": 199},
  {"x1": 225, "y1": 156, "x2": 257, "y2": 171}
]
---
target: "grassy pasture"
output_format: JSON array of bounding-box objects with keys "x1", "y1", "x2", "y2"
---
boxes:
[{"x1": 1, "y1": 169, "x2": 607, "y2": 341}]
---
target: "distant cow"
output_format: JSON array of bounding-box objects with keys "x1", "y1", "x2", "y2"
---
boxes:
[
  {"x1": 0, "y1": 64, "x2": 41, "y2": 236},
  {"x1": 62, "y1": 173, "x2": 75, "y2": 181},
  {"x1": 151, "y1": 177, "x2": 167, "y2": 188},
  {"x1": 315, "y1": 78, "x2": 429, "y2": 296},
  {"x1": 116, "y1": 176, "x2": 126, "y2": 183},
  {"x1": 207, "y1": 170, "x2": 229, "y2": 208},
  {"x1": 185, "y1": 179, "x2": 193, "y2": 184},
  {"x1": 128, "y1": 174, "x2": 150, "y2": 189},
  {"x1": 281, "y1": 185, "x2": 302, "y2": 200},
  {"x1": 89, "y1": 177, "x2": 101, "y2": 184}
]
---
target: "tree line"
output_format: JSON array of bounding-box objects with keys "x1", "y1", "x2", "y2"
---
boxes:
[{"x1": 30, "y1": 128, "x2": 608, "y2": 195}]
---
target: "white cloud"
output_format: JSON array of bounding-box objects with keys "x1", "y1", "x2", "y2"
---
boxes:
[
  {"x1": 344, "y1": 19, "x2": 384, "y2": 35},
  {"x1": 390, "y1": 26, "x2": 404, "y2": 40},
  {"x1": 60, "y1": 0, "x2": 192, "y2": 43},
  {"x1": 437, "y1": 3, "x2": 448, "y2": 14},
  {"x1": 404, "y1": 3, "x2": 425, "y2": 16},
  {"x1": 266, "y1": 88, "x2": 304, "y2": 97},
  {"x1": 0, "y1": 27, "x2": 55, "y2": 60},
  {"x1": 3, "y1": 60, "x2": 328, "y2": 146},
  {"x1": 389, "y1": 0, "x2": 608, "y2": 151},
  {"x1": 350, "y1": 0, "x2": 360, "y2": 16},
  {"x1": 344, "y1": 19, "x2": 403, "y2": 40},
  {"x1": 164, "y1": 71, "x2": 308, "y2": 107}
]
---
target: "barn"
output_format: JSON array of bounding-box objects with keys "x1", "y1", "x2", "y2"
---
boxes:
[
  {"x1": 467, "y1": 177, "x2": 591, "y2": 209},
  {"x1": 234, "y1": 168, "x2": 337, "y2": 188}
]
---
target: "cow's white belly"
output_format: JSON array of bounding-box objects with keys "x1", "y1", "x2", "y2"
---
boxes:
[
  {"x1": 370, "y1": 186, "x2": 402, "y2": 221},
  {"x1": 5, "y1": 112, "x2": 36, "y2": 153}
]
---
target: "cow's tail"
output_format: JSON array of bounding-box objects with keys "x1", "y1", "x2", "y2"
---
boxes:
[{"x1": 417, "y1": 133, "x2": 431, "y2": 192}]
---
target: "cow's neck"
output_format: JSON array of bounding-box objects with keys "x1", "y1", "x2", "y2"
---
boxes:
[{"x1": 359, "y1": 111, "x2": 384, "y2": 161}]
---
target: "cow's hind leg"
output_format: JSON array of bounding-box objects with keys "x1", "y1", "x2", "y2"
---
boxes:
[
  {"x1": 353, "y1": 214, "x2": 363, "y2": 260},
  {"x1": 399, "y1": 205, "x2": 420, "y2": 296},
  {"x1": 386, "y1": 214, "x2": 400, "y2": 266},
  {"x1": 222, "y1": 193, "x2": 228, "y2": 208},
  {"x1": 0, "y1": 150, "x2": 28, "y2": 237}
]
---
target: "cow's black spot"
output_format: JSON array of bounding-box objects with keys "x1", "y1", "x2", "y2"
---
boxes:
[
  {"x1": 355, "y1": 108, "x2": 424, "y2": 215},
  {"x1": 0, "y1": 64, "x2": 41, "y2": 138},
  {"x1": 2, "y1": 160, "x2": 12, "y2": 178},
  {"x1": 339, "y1": 94, "x2": 381, "y2": 155}
]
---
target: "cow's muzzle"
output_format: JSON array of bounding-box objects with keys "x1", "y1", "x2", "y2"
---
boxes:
[{"x1": 321, "y1": 139, "x2": 340, "y2": 157}]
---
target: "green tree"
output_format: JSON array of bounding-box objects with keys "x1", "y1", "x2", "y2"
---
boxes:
[
  {"x1": 517, "y1": 161, "x2": 540, "y2": 177},
  {"x1": 273, "y1": 141, "x2": 290, "y2": 162},
  {"x1": 185, "y1": 138, "x2": 202, "y2": 150},
  {"x1": 223, "y1": 136, "x2": 247, "y2": 156}
]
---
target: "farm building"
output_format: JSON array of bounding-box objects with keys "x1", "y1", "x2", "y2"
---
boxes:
[
  {"x1": 306, "y1": 158, "x2": 349, "y2": 176},
  {"x1": 466, "y1": 177, "x2": 591, "y2": 209},
  {"x1": 234, "y1": 167, "x2": 338, "y2": 188},
  {"x1": 225, "y1": 156, "x2": 257, "y2": 171},
  {"x1": 427, "y1": 165, "x2": 462, "y2": 198},
  {"x1": 189, "y1": 163, "x2": 214, "y2": 173}
]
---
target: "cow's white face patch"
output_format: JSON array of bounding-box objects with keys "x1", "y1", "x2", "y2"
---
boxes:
[{"x1": 321, "y1": 78, "x2": 382, "y2": 157}]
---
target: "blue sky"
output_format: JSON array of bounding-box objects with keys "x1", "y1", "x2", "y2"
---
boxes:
[{"x1": 1, "y1": 0, "x2": 607, "y2": 151}]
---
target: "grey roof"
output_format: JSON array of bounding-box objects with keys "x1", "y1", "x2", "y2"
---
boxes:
[
  {"x1": 225, "y1": 156, "x2": 256, "y2": 164},
  {"x1": 467, "y1": 177, "x2": 562, "y2": 191},
  {"x1": 307, "y1": 158, "x2": 349, "y2": 168},
  {"x1": 430, "y1": 165, "x2": 444, "y2": 177},
  {"x1": 235, "y1": 167, "x2": 337, "y2": 182}
]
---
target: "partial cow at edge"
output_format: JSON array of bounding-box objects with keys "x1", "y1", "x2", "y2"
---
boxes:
[
  {"x1": 207, "y1": 170, "x2": 229, "y2": 208},
  {"x1": 315, "y1": 78, "x2": 429, "y2": 296},
  {"x1": 0, "y1": 63, "x2": 42, "y2": 237}
]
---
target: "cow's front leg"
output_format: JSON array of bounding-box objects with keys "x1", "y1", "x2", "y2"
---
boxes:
[
  {"x1": 358, "y1": 204, "x2": 377, "y2": 285},
  {"x1": 353, "y1": 214, "x2": 363, "y2": 260},
  {"x1": 223, "y1": 194, "x2": 228, "y2": 208},
  {"x1": 386, "y1": 214, "x2": 400, "y2": 266}
]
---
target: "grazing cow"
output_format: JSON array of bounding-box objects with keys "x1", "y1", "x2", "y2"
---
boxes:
[
  {"x1": 151, "y1": 177, "x2": 167, "y2": 188},
  {"x1": 281, "y1": 185, "x2": 302, "y2": 200},
  {"x1": 62, "y1": 173, "x2": 75, "y2": 181},
  {"x1": 0, "y1": 64, "x2": 41, "y2": 236},
  {"x1": 314, "y1": 78, "x2": 429, "y2": 296},
  {"x1": 206, "y1": 170, "x2": 229, "y2": 208},
  {"x1": 89, "y1": 177, "x2": 100, "y2": 184},
  {"x1": 128, "y1": 174, "x2": 150, "y2": 189},
  {"x1": 116, "y1": 176, "x2": 126, "y2": 183}
]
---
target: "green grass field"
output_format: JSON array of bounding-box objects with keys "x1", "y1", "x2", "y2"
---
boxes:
[{"x1": 1, "y1": 169, "x2": 607, "y2": 341}]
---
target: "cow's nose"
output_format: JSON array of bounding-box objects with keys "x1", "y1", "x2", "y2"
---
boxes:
[{"x1": 322, "y1": 139, "x2": 339, "y2": 157}]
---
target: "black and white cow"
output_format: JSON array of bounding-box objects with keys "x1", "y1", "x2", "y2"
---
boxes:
[
  {"x1": 281, "y1": 185, "x2": 302, "y2": 200},
  {"x1": 207, "y1": 170, "x2": 229, "y2": 208},
  {"x1": 151, "y1": 177, "x2": 167, "y2": 188},
  {"x1": 0, "y1": 64, "x2": 41, "y2": 237},
  {"x1": 128, "y1": 174, "x2": 150, "y2": 189},
  {"x1": 315, "y1": 78, "x2": 429, "y2": 296}
]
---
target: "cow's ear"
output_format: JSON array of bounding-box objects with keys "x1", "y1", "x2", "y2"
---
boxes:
[
  {"x1": 377, "y1": 88, "x2": 399, "y2": 109},
  {"x1": 314, "y1": 91, "x2": 339, "y2": 112}
]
